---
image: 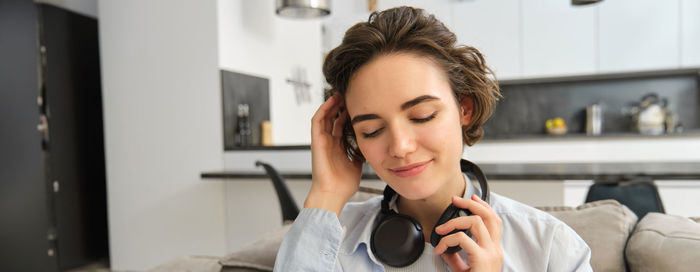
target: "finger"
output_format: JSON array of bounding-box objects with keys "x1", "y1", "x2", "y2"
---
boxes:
[
  {"x1": 441, "y1": 252, "x2": 470, "y2": 272},
  {"x1": 472, "y1": 194, "x2": 493, "y2": 209},
  {"x1": 433, "y1": 230, "x2": 479, "y2": 256},
  {"x1": 450, "y1": 196, "x2": 491, "y2": 218},
  {"x1": 332, "y1": 109, "x2": 349, "y2": 137},
  {"x1": 471, "y1": 194, "x2": 503, "y2": 243},
  {"x1": 323, "y1": 96, "x2": 343, "y2": 134},
  {"x1": 312, "y1": 95, "x2": 342, "y2": 135},
  {"x1": 312, "y1": 95, "x2": 336, "y2": 133},
  {"x1": 434, "y1": 215, "x2": 492, "y2": 247},
  {"x1": 452, "y1": 195, "x2": 502, "y2": 243}
]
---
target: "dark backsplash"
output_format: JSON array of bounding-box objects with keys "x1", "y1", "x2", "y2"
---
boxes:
[
  {"x1": 483, "y1": 69, "x2": 700, "y2": 139},
  {"x1": 221, "y1": 70, "x2": 270, "y2": 149}
]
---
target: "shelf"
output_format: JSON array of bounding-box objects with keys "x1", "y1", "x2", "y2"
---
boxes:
[
  {"x1": 499, "y1": 67, "x2": 700, "y2": 86},
  {"x1": 482, "y1": 130, "x2": 700, "y2": 142}
]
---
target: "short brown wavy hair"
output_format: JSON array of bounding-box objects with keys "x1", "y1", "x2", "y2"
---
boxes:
[{"x1": 323, "y1": 6, "x2": 501, "y2": 162}]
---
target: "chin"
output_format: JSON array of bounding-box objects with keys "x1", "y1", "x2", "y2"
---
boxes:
[{"x1": 385, "y1": 177, "x2": 440, "y2": 201}]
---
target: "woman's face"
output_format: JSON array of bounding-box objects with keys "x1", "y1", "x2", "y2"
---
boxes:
[{"x1": 345, "y1": 53, "x2": 471, "y2": 200}]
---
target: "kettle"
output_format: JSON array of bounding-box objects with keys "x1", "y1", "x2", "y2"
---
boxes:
[{"x1": 629, "y1": 93, "x2": 666, "y2": 135}]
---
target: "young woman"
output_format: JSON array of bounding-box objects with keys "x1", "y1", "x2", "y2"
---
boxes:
[{"x1": 274, "y1": 6, "x2": 592, "y2": 272}]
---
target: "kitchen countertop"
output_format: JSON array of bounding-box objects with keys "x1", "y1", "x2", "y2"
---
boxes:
[{"x1": 202, "y1": 161, "x2": 700, "y2": 181}]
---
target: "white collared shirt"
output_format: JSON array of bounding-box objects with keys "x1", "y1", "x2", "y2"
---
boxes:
[{"x1": 274, "y1": 175, "x2": 593, "y2": 271}]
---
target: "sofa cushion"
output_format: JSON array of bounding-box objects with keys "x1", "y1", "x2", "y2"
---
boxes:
[
  {"x1": 219, "y1": 224, "x2": 291, "y2": 271},
  {"x1": 148, "y1": 255, "x2": 222, "y2": 272},
  {"x1": 625, "y1": 212, "x2": 700, "y2": 272},
  {"x1": 538, "y1": 200, "x2": 638, "y2": 272}
]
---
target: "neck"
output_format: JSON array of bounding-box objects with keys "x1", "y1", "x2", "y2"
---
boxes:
[{"x1": 396, "y1": 170, "x2": 466, "y2": 243}]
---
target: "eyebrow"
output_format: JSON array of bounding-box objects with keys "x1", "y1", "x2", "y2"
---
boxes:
[
  {"x1": 350, "y1": 95, "x2": 440, "y2": 124},
  {"x1": 400, "y1": 95, "x2": 439, "y2": 110}
]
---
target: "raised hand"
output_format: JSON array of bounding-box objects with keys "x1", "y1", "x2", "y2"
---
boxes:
[
  {"x1": 304, "y1": 94, "x2": 363, "y2": 216},
  {"x1": 433, "y1": 195, "x2": 503, "y2": 271}
]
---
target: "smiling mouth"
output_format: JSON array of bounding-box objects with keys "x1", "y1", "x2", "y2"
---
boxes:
[{"x1": 389, "y1": 160, "x2": 432, "y2": 178}]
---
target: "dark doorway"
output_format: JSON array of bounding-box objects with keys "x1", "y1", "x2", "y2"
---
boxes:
[
  {"x1": 0, "y1": 1, "x2": 109, "y2": 270},
  {"x1": 38, "y1": 3, "x2": 109, "y2": 270}
]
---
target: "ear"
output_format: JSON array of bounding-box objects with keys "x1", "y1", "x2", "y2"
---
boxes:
[{"x1": 459, "y1": 96, "x2": 474, "y2": 126}]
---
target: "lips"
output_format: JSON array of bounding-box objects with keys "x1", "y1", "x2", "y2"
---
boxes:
[{"x1": 389, "y1": 160, "x2": 432, "y2": 178}]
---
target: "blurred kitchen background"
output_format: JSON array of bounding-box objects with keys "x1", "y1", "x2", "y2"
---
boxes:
[{"x1": 2, "y1": 0, "x2": 700, "y2": 271}]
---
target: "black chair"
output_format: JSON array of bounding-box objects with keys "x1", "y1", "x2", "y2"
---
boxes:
[
  {"x1": 585, "y1": 177, "x2": 664, "y2": 220},
  {"x1": 256, "y1": 161, "x2": 300, "y2": 223}
]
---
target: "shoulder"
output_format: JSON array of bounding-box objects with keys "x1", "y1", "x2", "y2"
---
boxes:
[
  {"x1": 489, "y1": 192, "x2": 584, "y2": 242},
  {"x1": 489, "y1": 193, "x2": 591, "y2": 269},
  {"x1": 490, "y1": 192, "x2": 562, "y2": 224}
]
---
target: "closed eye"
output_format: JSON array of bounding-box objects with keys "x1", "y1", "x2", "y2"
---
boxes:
[
  {"x1": 360, "y1": 112, "x2": 436, "y2": 138},
  {"x1": 361, "y1": 127, "x2": 384, "y2": 138},
  {"x1": 411, "y1": 112, "x2": 437, "y2": 123}
]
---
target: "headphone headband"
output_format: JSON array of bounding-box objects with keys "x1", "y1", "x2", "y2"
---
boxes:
[
  {"x1": 380, "y1": 185, "x2": 395, "y2": 214},
  {"x1": 460, "y1": 159, "x2": 490, "y2": 204}
]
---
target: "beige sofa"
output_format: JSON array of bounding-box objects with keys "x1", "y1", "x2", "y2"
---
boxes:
[{"x1": 151, "y1": 191, "x2": 700, "y2": 272}]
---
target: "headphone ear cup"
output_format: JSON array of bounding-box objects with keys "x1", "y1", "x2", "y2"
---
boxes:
[
  {"x1": 430, "y1": 204, "x2": 472, "y2": 254},
  {"x1": 370, "y1": 214, "x2": 424, "y2": 267}
]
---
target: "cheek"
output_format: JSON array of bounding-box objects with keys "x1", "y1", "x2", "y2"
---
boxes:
[
  {"x1": 418, "y1": 115, "x2": 464, "y2": 150},
  {"x1": 357, "y1": 138, "x2": 385, "y2": 165}
]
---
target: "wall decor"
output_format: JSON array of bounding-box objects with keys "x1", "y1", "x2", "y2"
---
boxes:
[{"x1": 286, "y1": 66, "x2": 312, "y2": 105}]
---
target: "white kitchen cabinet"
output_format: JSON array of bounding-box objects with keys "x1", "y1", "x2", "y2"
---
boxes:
[
  {"x1": 451, "y1": 0, "x2": 521, "y2": 80},
  {"x1": 656, "y1": 181, "x2": 700, "y2": 218},
  {"x1": 324, "y1": 1, "x2": 692, "y2": 81},
  {"x1": 521, "y1": 0, "x2": 597, "y2": 77},
  {"x1": 598, "y1": 0, "x2": 681, "y2": 72},
  {"x1": 681, "y1": 0, "x2": 700, "y2": 67}
]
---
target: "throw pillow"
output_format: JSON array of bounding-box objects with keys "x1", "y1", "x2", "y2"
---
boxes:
[
  {"x1": 219, "y1": 224, "x2": 291, "y2": 271},
  {"x1": 538, "y1": 200, "x2": 638, "y2": 272},
  {"x1": 625, "y1": 212, "x2": 700, "y2": 272}
]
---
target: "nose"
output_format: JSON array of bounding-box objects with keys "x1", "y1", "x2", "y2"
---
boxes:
[{"x1": 388, "y1": 125, "x2": 417, "y2": 159}]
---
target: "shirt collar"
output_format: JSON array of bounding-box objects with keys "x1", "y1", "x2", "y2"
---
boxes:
[{"x1": 340, "y1": 173, "x2": 480, "y2": 261}]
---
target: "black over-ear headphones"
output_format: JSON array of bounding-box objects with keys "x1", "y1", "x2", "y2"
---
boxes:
[{"x1": 369, "y1": 159, "x2": 490, "y2": 267}]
